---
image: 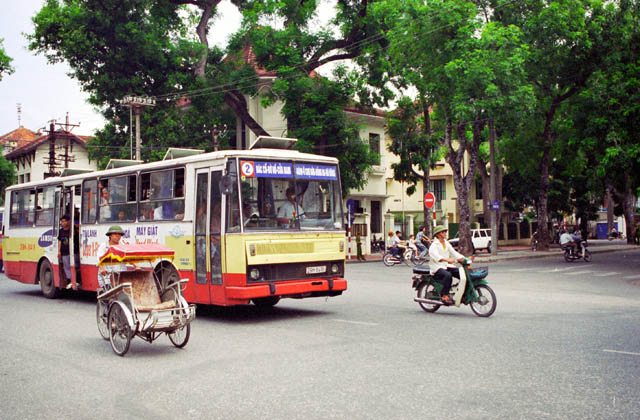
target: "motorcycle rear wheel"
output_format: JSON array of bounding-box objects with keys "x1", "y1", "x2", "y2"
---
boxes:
[
  {"x1": 470, "y1": 284, "x2": 496, "y2": 317},
  {"x1": 563, "y1": 250, "x2": 573, "y2": 262},
  {"x1": 583, "y1": 249, "x2": 592, "y2": 262},
  {"x1": 416, "y1": 283, "x2": 441, "y2": 313}
]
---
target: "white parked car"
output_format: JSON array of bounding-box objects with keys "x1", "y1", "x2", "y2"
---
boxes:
[{"x1": 449, "y1": 228, "x2": 492, "y2": 253}]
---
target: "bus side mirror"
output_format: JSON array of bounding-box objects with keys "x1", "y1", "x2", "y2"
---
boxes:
[{"x1": 220, "y1": 175, "x2": 234, "y2": 195}]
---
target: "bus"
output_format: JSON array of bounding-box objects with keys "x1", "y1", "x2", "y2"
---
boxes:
[{"x1": 2, "y1": 145, "x2": 347, "y2": 306}]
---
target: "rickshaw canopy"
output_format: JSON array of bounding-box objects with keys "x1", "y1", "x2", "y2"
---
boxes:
[{"x1": 98, "y1": 243, "x2": 175, "y2": 264}]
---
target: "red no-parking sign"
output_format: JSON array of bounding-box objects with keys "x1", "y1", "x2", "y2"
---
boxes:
[{"x1": 424, "y1": 192, "x2": 436, "y2": 209}]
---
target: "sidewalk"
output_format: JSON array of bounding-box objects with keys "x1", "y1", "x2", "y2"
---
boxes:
[{"x1": 347, "y1": 239, "x2": 639, "y2": 264}]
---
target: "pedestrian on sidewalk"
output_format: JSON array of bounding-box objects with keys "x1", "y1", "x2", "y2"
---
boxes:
[{"x1": 356, "y1": 235, "x2": 365, "y2": 261}]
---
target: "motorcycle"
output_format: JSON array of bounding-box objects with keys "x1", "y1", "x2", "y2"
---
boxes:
[
  {"x1": 562, "y1": 240, "x2": 592, "y2": 262},
  {"x1": 411, "y1": 258, "x2": 497, "y2": 317},
  {"x1": 382, "y1": 248, "x2": 413, "y2": 266}
]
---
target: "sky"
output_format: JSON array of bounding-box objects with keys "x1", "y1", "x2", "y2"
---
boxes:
[{"x1": 0, "y1": 0, "x2": 244, "y2": 138}]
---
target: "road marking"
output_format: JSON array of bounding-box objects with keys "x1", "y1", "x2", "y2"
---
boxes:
[
  {"x1": 540, "y1": 267, "x2": 574, "y2": 273},
  {"x1": 624, "y1": 274, "x2": 640, "y2": 280},
  {"x1": 603, "y1": 349, "x2": 640, "y2": 357},
  {"x1": 507, "y1": 268, "x2": 532, "y2": 272},
  {"x1": 593, "y1": 272, "x2": 621, "y2": 277},
  {"x1": 332, "y1": 319, "x2": 379, "y2": 326},
  {"x1": 564, "y1": 270, "x2": 595, "y2": 276}
]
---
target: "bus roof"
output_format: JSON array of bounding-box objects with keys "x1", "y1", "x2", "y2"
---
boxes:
[{"x1": 6, "y1": 148, "x2": 340, "y2": 191}]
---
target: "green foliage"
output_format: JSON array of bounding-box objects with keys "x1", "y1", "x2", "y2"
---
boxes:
[
  {"x1": 0, "y1": 151, "x2": 16, "y2": 204},
  {"x1": 0, "y1": 38, "x2": 14, "y2": 81}
]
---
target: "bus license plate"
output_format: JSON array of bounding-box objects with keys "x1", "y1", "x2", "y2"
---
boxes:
[{"x1": 306, "y1": 265, "x2": 326, "y2": 274}]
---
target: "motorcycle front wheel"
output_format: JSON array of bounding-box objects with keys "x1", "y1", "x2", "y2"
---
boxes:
[
  {"x1": 563, "y1": 250, "x2": 573, "y2": 262},
  {"x1": 583, "y1": 249, "x2": 592, "y2": 262},
  {"x1": 382, "y1": 253, "x2": 397, "y2": 267},
  {"x1": 416, "y1": 282, "x2": 441, "y2": 313},
  {"x1": 470, "y1": 284, "x2": 497, "y2": 317}
]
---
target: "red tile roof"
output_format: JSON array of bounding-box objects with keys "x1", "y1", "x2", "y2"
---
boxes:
[
  {"x1": 0, "y1": 126, "x2": 39, "y2": 149},
  {"x1": 5, "y1": 130, "x2": 90, "y2": 160}
]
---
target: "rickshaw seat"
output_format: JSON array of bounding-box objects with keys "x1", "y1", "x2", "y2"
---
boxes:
[{"x1": 127, "y1": 271, "x2": 175, "y2": 312}]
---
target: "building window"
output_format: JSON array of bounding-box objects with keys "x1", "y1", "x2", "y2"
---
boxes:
[
  {"x1": 429, "y1": 179, "x2": 445, "y2": 210},
  {"x1": 369, "y1": 133, "x2": 380, "y2": 165},
  {"x1": 476, "y1": 178, "x2": 483, "y2": 200},
  {"x1": 26, "y1": 173, "x2": 30, "y2": 183},
  {"x1": 19, "y1": 174, "x2": 24, "y2": 183}
]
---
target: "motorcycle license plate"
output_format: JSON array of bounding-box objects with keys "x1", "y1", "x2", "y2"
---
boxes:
[{"x1": 306, "y1": 265, "x2": 326, "y2": 274}]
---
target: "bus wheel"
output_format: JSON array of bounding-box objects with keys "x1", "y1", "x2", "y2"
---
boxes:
[
  {"x1": 155, "y1": 263, "x2": 179, "y2": 294},
  {"x1": 39, "y1": 260, "x2": 59, "y2": 299},
  {"x1": 252, "y1": 296, "x2": 281, "y2": 307}
]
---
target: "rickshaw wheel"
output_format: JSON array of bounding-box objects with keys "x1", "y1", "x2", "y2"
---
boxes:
[
  {"x1": 108, "y1": 303, "x2": 132, "y2": 356},
  {"x1": 39, "y1": 260, "x2": 59, "y2": 299},
  {"x1": 168, "y1": 323, "x2": 190, "y2": 348},
  {"x1": 96, "y1": 301, "x2": 110, "y2": 340}
]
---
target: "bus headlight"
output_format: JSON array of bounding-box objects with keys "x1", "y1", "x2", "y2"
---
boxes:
[
  {"x1": 250, "y1": 268, "x2": 260, "y2": 280},
  {"x1": 331, "y1": 264, "x2": 340, "y2": 274}
]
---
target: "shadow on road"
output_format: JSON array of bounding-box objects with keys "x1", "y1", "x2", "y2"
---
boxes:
[{"x1": 196, "y1": 303, "x2": 333, "y2": 325}]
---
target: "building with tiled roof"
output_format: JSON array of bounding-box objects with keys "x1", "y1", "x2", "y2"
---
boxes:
[
  {"x1": 5, "y1": 130, "x2": 96, "y2": 184},
  {"x1": 0, "y1": 126, "x2": 39, "y2": 155}
]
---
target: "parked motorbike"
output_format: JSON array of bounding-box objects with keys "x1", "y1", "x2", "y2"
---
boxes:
[
  {"x1": 562, "y1": 240, "x2": 592, "y2": 262},
  {"x1": 411, "y1": 258, "x2": 497, "y2": 317}
]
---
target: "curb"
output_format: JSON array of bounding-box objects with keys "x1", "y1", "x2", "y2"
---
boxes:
[{"x1": 347, "y1": 245, "x2": 639, "y2": 264}]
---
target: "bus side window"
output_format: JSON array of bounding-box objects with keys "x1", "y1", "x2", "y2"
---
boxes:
[
  {"x1": 35, "y1": 186, "x2": 55, "y2": 226},
  {"x1": 10, "y1": 190, "x2": 35, "y2": 227},
  {"x1": 139, "y1": 168, "x2": 184, "y2": 221},
  {"x1": 82, "y1": 179, "x2": 98, "y2": 224}
]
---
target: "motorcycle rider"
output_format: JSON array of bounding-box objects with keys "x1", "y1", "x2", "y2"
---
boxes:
[
  {"x1": 428, "y1": 225, "x2": 472, "y2": 305},
  {"x1": 560, "y1": 228, "x2": 580, "y2": 256},
  {"x1": 415, "y1": 225, "x2": 430, "y2": 258}
]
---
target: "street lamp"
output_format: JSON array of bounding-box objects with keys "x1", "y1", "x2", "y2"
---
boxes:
[{"x1": 119, "y1": 95, "x2": 156, "y2": 160}]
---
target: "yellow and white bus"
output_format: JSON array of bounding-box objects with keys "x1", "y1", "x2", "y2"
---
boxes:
[{"x1": 2, "y1": 145, "x2": 347, "y2": 306}]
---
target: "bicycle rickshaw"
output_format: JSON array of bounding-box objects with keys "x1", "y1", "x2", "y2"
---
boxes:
[{"x1": 96, "y1": 243, "x2": 196, "y2": 356}]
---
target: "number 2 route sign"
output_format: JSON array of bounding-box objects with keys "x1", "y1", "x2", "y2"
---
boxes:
[{"x1": 424, "y1": 192, "x2": 436, "y2": 209}]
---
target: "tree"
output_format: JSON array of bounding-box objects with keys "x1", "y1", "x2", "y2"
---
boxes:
[
  {"x1": 228, "y1": 0, "x2": 383, "y2": 193},
  {"x1": 365, "y1": 0, "x2": 531, "y2": 253},
  {"x1": 493, "y1": 0, "x2": 611, "y2": 250},
  {"x1": 386, "y1": 97, "x2": 441, "y2": 237},
  {"x1": 565, "y1": 0, "x2": 640, "y2": 243},
  {"x1": 0, "y1": 38, "x2": 14, "y2": 81},
  {"x1": 0, "y1": 151, "x2": 16, "y2": 204}
]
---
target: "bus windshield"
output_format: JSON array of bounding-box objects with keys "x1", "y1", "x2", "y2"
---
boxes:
[{"x1": 232, "y1": 159, "x2": 343, "y2": 232}]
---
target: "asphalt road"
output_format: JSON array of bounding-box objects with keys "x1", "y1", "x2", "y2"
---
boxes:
[{"x1": 1, "y1": 249, "x2": 639, "y2": 420}]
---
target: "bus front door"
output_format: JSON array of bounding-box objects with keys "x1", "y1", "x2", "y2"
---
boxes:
[{"x1": 194, "y1": 168, "x2": 224, "y2": 304}]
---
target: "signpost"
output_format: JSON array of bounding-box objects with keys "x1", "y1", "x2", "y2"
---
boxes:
[{"x1": 424, "y1": 192, "x2": 437, "y2": 227}]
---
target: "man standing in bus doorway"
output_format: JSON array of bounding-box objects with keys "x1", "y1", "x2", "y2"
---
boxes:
[
  {"x1": 58, "y1": 215, "x2": 73, "y2": 289},
  {"x1": 97, "y1": 225, "x2": 125, "y2": 289}
]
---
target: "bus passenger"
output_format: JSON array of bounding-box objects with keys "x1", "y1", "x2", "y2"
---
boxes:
[
  {"x1": 140, "y1": 204, "x2": 154, "y2": 221},
  {"x1": 58, "y1": 215, "x2": 73, "y2": 289}
]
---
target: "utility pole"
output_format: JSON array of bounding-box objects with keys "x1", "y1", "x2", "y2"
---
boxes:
[
  {"x1": 119, "y1": 95, "x2": 156, "y2": 160},
  {"x1": 55, "y1": 113, "x2": 80, "y2": 168}
]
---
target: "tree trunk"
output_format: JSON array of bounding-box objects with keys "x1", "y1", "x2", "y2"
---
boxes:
[
  {"x1": 193, "y1": 1, "x2": 220, "y2": 78},
  {"x1": 443, "y1": 120, "x2": 478, "y2": 255},
  {"x1": 605, "y1": 182, "x2": 614, "y2": 235},
  {"x1": 224, "y1": 92, "x2": 270, "y2": 138},
  {"x1": 422, "y1": 104, "x2": 433, "y2": 237}
]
